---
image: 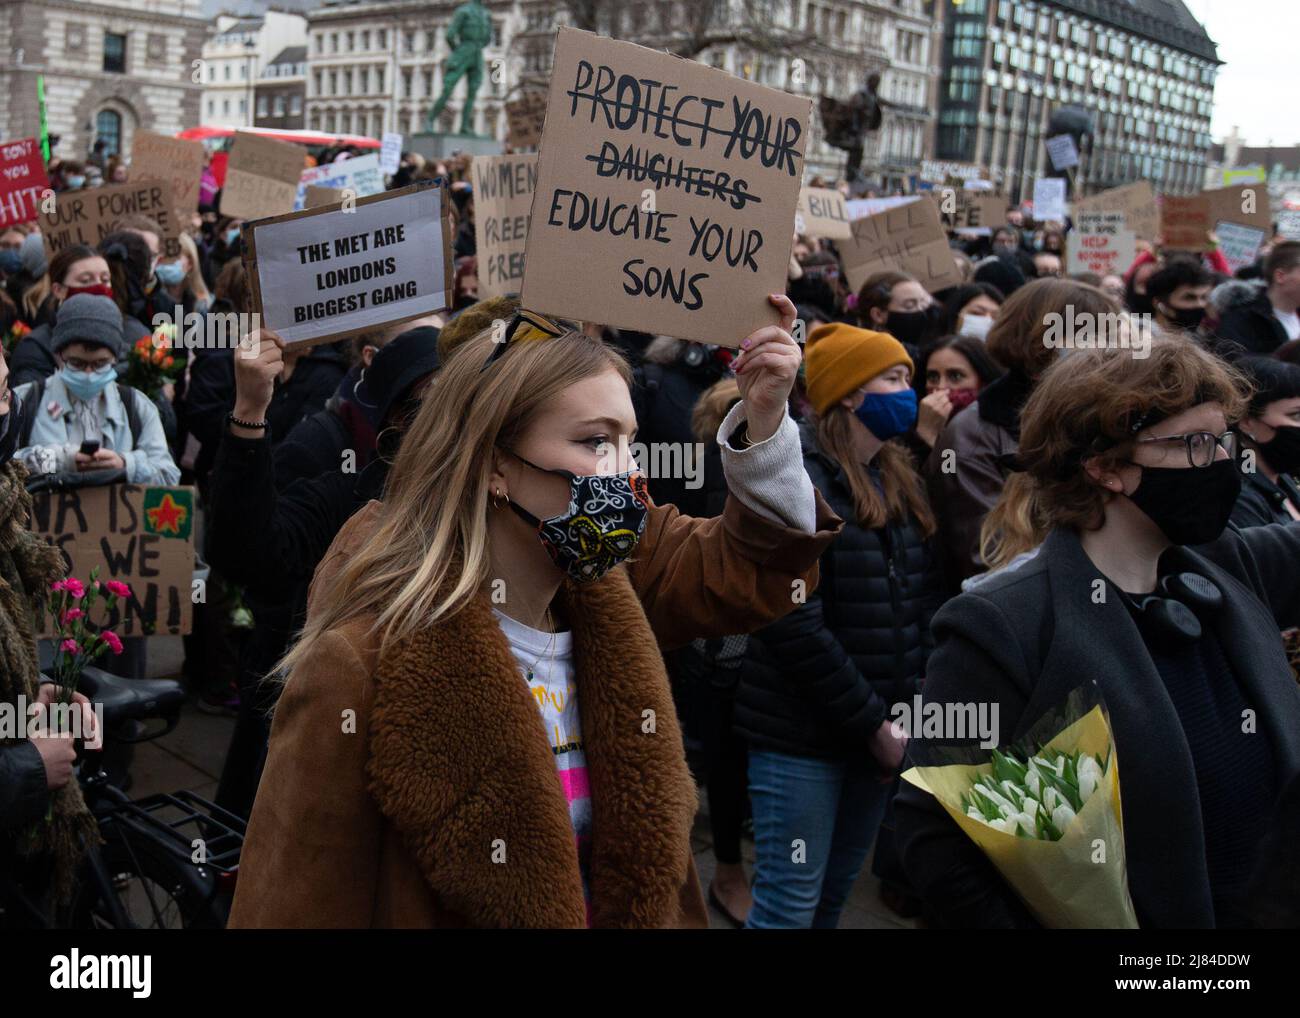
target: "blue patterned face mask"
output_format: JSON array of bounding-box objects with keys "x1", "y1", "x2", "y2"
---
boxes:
[
  {"x1": 855, "y1": 388, "x2": 918, "y2": 441},
  {"x1": 502, "y1": 450, "x2": 651, "y2": 583},
  {"x1": 61, "y1": 363, "x2": 116, "y2": 402}
]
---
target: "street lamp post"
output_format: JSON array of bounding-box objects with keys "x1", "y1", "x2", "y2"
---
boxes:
[{"x1": 245, "y1": 39, "x2": 257, "y2": 128}]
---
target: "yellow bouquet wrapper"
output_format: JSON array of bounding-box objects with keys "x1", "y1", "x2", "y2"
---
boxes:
[{"x1": 903, "y1": 703, "x2": 1139, "y2": 928}]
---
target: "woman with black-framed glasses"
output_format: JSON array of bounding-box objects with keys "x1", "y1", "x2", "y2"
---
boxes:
[{"x1": 897, "y1": 336, "x2": 1300, "y2": 928}]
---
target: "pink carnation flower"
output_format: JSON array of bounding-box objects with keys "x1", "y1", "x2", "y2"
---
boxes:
[
  {"x1": 105, "y1": 580, "x2": 132, "y2": 599},
  {"x1": 64, "y1": 578, "x2": 85, "y2": 599},
  {"x1": 60, "y1": 638, "x2": 79, "y2": 654},
  {"x1": 50, "y1": 579, "x2": 67, "y2": 592},
  {"x1": 102, "y1": 630, "x2": 124, "y2": 655},
  {"x1": 62, "y1": 608, "x2": 84, "y2": 622}
]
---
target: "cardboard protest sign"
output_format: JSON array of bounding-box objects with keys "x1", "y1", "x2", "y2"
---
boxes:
[
  {"x1": 39, "y1": 181, "x2": 181, "y2": 260},
  {"x1": 505, "y1": 92, "x2": 548, "y2": 149},
  {"x1": 839, "y1": 198, "x2": 962, "y2": 295},
  {"x1": 130, "y1": 129, "x2": 206, "y2": 225},
  {"x1": 221, "y1": 132, "x2": 304, "y2": 221},
  {"x1": 1074, "y1": 182, "x2": 1159, "y2": 241},
  {"x1": 304, "y1": 185, "x2": 346, "y2": 209},
  {"x1": 380, "y1": 132, "x2": 403, "y2": 175},
  {"x1": 520, "y1": 28, "x2": 810, "y2": 347},
  {"x1": 1046, "y1": 135, "x2": 1079, "y2": 171},
  {"x1": 295, "y1": 154, "x2": 383, "y2": 210},
  {"x1": 30, "y1": 484, "x2": 196, "y2": 638},
  {"x1": 1160, "y1": 193, "x2": 1213, "y2": 250},
  {"x1": 920, "y1": 159, "x2": 983, "y2": 184},
  {"x1": 1277, "y1": 209, "x2": 1300, "y2": 241},
  {"x1": 1214, "y1": 220, "x2": 1268, "y2": 274},
  {"x1": 243, "y1": 182, "x2": 452, "y2": 348},
  {"x1": 846, "y1": 195, "x2": 918, "y2": 220},
  {"x1": 927, "y1": 187, "x2": 1005, "y2": 234},
  {"x1": 473, "y1": 153, "x2": 537, "y2": 299},
  {"x1": 1033, "y1": 177, "x2": 1067, "y2": 224},
  {"x1": 1067, "y1": 211, "x2": 1136, "y2": 277},
  {"x1": 1203, "y1": 183, "x2": 1271, "y2": 235},
  {"x1": 0, "y1": 137, "x2": 50, "y2": 228},
  {"x1": 795, "y1": 187, "x2": 850, "y2": 239}
]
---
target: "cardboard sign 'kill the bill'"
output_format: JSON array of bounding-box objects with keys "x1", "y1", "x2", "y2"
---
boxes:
[
  {"x1": 839, "y1": 198, "x2": 962, "y2": 295},
  {"x1": 242, "y1": 182, "x2": 452, "y2": 348},
  {"x1": 521, "y1": 28, "x2": 810, "y2": 347}
]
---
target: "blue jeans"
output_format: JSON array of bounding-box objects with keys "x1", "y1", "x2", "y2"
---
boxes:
[{"x1": 745, "y1": 749, "x2": 891, "y2": 929}]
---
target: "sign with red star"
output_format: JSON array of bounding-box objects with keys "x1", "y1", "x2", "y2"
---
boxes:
[{"x1": 143, "y1": 489, "x2": 193, "y2": 540}]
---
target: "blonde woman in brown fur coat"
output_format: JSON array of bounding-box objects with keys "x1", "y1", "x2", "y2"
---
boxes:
[{"x1": 228, "y1": 296, "x2": 843, "y2": 928}]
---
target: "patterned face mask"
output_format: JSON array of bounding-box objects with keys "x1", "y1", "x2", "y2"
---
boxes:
[{"x1": 505, "y1": 450, "x2": 651, "y2": 583}]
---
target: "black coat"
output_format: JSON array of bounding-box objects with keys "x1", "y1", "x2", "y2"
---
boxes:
[
  {"x1": 734, "y1": 431, "x2": 943, "y2": 761},
  {"x1": 895, "y1": 524, "x2": 1300, "y2": 928},
  {"x1": 1213, "y1": 282, "x2": 1289, "y2": 357},
  {"x1": 0, "y1": 741, "x2": 47, "y2": 830},
  {"x1": 631, "y1": 354, "x2": 730, "y2": 516},
  {"x1": 1231, "y1": 469, "x2": 1300, "y2": 529}
]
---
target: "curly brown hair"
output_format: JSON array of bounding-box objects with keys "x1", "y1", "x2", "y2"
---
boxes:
[
  {"x1": 980, "y1": 335, "x2": 1249, "y2": 568},
  {"x1": 985, "y1": 277, "x2": 1120, "y2": 377}
]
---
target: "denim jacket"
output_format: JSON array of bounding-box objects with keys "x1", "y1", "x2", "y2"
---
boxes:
[{"x1": 14, "y1": 373, "x2": 180, "y2": 486}]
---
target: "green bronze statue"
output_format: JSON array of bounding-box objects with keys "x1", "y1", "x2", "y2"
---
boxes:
[{"x1": 425, "y1": 0, "x2": 493, "y2": 135}]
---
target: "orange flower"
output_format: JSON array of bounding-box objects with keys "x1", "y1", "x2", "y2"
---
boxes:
[{"x1": 163, "y1": 356, "x2": 174, "y2": 368}]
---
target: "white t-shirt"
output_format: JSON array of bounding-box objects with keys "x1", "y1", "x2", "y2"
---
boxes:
[
  {"x1": 492, "y1": 609, "x2": 592, "y2": 919},
  {"x1": 1275, "y1": 307, "x2": 1300, "y2": 342}
]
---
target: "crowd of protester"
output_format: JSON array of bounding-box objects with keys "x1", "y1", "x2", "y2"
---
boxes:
[{"x1": 2, "y1": 134, "x2": 1299, "y2": 930}]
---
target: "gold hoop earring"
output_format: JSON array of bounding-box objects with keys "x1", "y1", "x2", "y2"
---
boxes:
[{"x1": 490, "y1": 488, "x2": 508, "y2": 510}]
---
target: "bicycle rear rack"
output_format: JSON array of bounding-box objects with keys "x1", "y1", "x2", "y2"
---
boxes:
[{"x1": 97, "y1": 791, "x2": 246, "y2": 874}]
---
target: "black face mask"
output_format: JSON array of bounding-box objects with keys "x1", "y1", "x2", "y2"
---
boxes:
[
  {"x1": 885, "y1": 309, "x2": 932, "y2": 346},
  {"x1": 1257, "y1": 424, "x2": 1300, "y2": 476},
  {"x1": 1125, "y1": 457, "x2": 1241, "y2": 546},
  {"x1": 1161, "y1": 304, "x2": 1206, "y2": 331}
]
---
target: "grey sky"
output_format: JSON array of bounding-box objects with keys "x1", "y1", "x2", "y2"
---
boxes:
[{"x1": 1183, "y1": 0, "x2": 1300, "y2": 146}]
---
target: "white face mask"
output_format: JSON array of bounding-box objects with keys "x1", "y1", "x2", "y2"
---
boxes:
[{"x1": 960, "y1": 313, "x2": 994, "y2": 342}]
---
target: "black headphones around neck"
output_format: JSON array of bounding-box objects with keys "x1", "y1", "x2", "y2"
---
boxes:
[{"x1": 1125, "y1": 572, "x2": 1223, "y2": 646}]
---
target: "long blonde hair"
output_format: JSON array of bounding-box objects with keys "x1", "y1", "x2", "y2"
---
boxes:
[
  {"x1": 177, "y1": 233, "x2": 210, "y2": 305},
  {"x1": 277, "y1": 325, "x2": 632, "y2": 679}
]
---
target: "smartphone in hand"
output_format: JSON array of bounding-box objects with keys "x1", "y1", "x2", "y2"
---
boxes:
[{"x1": 79, "y1": 439, "x2": 101, "y2": 457}]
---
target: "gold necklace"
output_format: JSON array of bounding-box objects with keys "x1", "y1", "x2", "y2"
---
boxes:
[{"x1": 523, "y1": 606, "x2": 556, "y2": 684}]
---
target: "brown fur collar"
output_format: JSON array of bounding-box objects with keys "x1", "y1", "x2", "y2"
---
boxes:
[{"x1": 364, "y1": 564, "x2": 698, "y2": 928}]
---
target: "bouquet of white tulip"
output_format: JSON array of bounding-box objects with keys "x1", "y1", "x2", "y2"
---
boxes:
[
  {"x1": 962, "y1": 748, "x2": 1107, "y2": 841},
  {"x1": 903, "y1": 687, "x2": 1138, "y2": 928}
]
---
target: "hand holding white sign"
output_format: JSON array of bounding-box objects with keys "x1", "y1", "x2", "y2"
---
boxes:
[
  {"x1": 732, "y1": 294, "x2": 801, "y2": 443},
  {"x1": 232, "y1": 328, "x2": 285, "y2": 434}
]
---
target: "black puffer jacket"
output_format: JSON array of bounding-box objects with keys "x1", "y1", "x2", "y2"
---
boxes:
[
  {"x1": 1212, "y1": 280, "x2": 1289, "y2": 357},
  {"x1": 734, "y1": 426, "x2": 944, "y2": 761}
]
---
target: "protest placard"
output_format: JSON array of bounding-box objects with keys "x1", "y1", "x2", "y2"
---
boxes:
[
  {"x1": 926, "y1": 187, "x2": 1005, "y2": 234},
  {"x1": 1074, "y1": 182, "x2": 1159, "y2": 241},
  {"x1": 846, "y1": 195, "x2": 919, "y2": 220},
  {"x1": 1067, "y1": 211, "x2": 1136, "y2": 277},
  {"x1": 1203, "y1": 182, "x2": 1271, "y2": 235},
  {"x1": 1161, "y1": 193, "x2": 1213, "y2": 250},
  {"x1": 0, "y1": 137, "x2": 50, "y2": 228},
  {"x1": 920, "y1": 159, "x2": 984, "y2": 184},
  {"x1": 1046, "y1": 135, "x2": 1079, "y2": 171},
  {"x1": 1277, "y1": 209, "x2": 1300, "y2": 241},
  {"x1": 221, "y1": 132, "x2": 304, "y2": 221},
  {"x1": 520, "y1": 28, "x2": 810, "y2": 347},
  {"x1": 39, "y1": 180, "x2": 181, "y2": 260},
  {"x1": 30, "y1": 483, "x2": 196, "y2": 638},
  {"x1": 243, "y1": 182, "x2": 452, "y2": 348},
  {"x1": 304, "y1": 185, "x2": 346, "y2": 209},
  {"x1": 795, "y1": 186, "x2": 851, "y2": 239},
  {"x1": 1033, "y1": 177, "x2": 1067, "y2": 224},
  {"x1": 506, "y1": 92, "x2": 548, "y2": 149},
  {"x1": 380, "y1": 132, "x2": 404, "y2": 175},
  {"x1": 129, "y1": 129, "x2": 206, "y2": 225},
  {"x1": 295, "y1": 154, "x2": 383, "y2": 210},
  {"x1": 839, "y1": 197, "x2": 962, "y2": 294},
  {"x1": 1214, "y1": 219, "x2": 1268, "y2": 274},
  {"x1": 473, "y1": 153, "x2": 537, "y2": 299}
]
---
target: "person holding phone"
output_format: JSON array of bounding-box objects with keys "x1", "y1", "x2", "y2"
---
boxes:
[{"x1": 11, "y1": 294, "x2": 178, "y2": 487}]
